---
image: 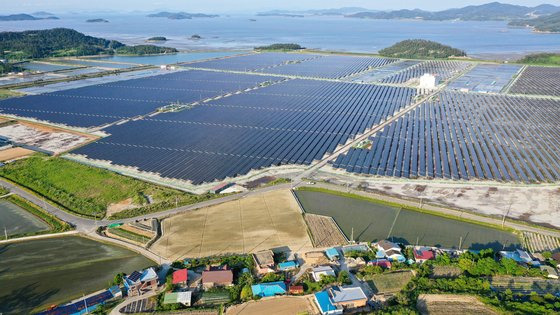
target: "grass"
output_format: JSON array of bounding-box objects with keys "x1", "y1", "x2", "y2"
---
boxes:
[
  {"x1": 518, "y1": 53, "x2": 560, "y2": 66},
  {"x1": 296, "y1": 186, "x2": 516, "y2": 233},
  {"x1": 0, "y1": 89, "x2": 22, "y2": 99},
  {"x1": 108, "y1": 227, "x2": 152, "y2": 244},
  {"x1": 261, "y1": 177, "x2": 292, "y2": 188},
  {"x1": 0, "y1": 155, "x2": 220, "y2": 219},
  {"x1": 365, "y1": 270, "x2": 414, "y2": 294}
]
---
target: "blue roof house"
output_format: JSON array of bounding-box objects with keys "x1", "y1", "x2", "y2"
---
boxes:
[
  {"x1": 314, "y1": 291, "x2": 343, "y2": 315},
  {"x1": 278, "y1": 261, "x2": 299, "y2": 271},
  {"x1": 251, "y1": 281, "x2": 287, "y2": 297},
  {"x1": 325, "y1": 248, "x2": 340, "y2": 261}
]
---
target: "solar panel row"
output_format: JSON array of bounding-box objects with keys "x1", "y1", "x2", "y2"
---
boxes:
[
  {"x1": 350, "y1": 60, "x2": 422, "y2": 83},
  {"x1": 381, "y1": 60, "x2": 471, "y2": 85},
  {"x1": 0, "y1": 70, "x2": 281, "y2": 128},
  {"x1": 509, "y1": 66, "x2": 560, "y2": 97},
  {"x1": 184, "y1": 52, "x2": 316, "y2": 72},
  {"x1": 334, "y1": 91, "x2": 560, "y2": 183},
  {"x1": 447, "y1": 64, "x2": 522, "y2": 93},
  {"x1": 72, "y1": 79, "x2": 417, "y2": 184}
]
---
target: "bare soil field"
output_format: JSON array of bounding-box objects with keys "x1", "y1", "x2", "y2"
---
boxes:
[
  {"x1": 0, "y1": 147, "x2": 34, "y2": 162},
  {"x1": 152, "y1": 190, "x2": 313, "y2": 260},
  {"x1": 226, "y1": 296, "x2": 317, "y2": 315},
  {"x1": 304, "y1": 214, "x2": 348, "y2": 247},
  {"x1": 417, "y1": 294, "x2": 497, "y2": 315}
]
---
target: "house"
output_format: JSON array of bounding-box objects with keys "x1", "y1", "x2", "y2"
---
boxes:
[
  {"x1": 314, "y1": 291, "x2": 343, "y2": 315},
  {"x1": 552, "y1": 252, "x2": 560, "y2": 268},
  {"x1": 499, "y1": 249, "x2": 535, "y2": 265},
  {"x1": 278, "y1": 260, "x2": 299, "y2": 271},
  {"x1": 251, "y1": 281, "x2": 287, "y2": 297},
  {"x1": 413, "y1": 247, "x2": 435, "y2": 263},
  {"x1": 368, "y1": 259, "x2": 392, "y2": 269},
  {"x1": 375, "y1": 240, "x2": 406, "y2": 263},
  {"x1": 172, "y1": 269, "x2": 188, "y2": 286},
  {"x1": 325, "y1": 248, "x2": 340, "y2": 261},
  {"x1": 202, "y1": 265, "x2": 233, "y2": 289},
  {"x1": 540, "y1": 265, "x2": 559, "y2": 279},
  {"x1": 209, "y1": 182, "x2": 232, "y2": 194},
  {"x1": 163, "y1": 291, "x2": 192, "y2": 306},
  {"x1": 289, "y1": 285, "x2": 304, "y2": 295},
  {"x1": 329, "y1": 286, "x2": 368, "y2": 309},
  {"x1": 312, "y1": 266, "x2": 336, "y2": 282},
  {"x1": 253, "y1": 250, "x2": 276, "y2": 274},
  {"x1": 124, "y1": 268, "x2": 158, "y2": 297}
]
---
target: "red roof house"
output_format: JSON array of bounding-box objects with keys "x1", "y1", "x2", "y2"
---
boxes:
[
  {"x1": 367, "y1": 259, "x2": 392, "y2": 269},
  {"x1": 172, "y1": 269, "x2": 188, "y2": 285},
  {"x1": 289, "y1": 285, "x2": 304, "y2": 295},
  {"x1": 413, "y1": 247, "x2": 435, "y2": 263}
]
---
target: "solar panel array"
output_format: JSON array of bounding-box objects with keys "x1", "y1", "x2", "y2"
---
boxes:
[
  {"x1": 256, "y1": 55, "x2": 397, "y2": 79},
  {"x1": 447, "y1": 64, "x2": 522, "y2": 93},
  {"x1": 334, "y1": 92, "x2": 560, "y2": 183},
  {"x1": 185, "y1": 52, "x2": 315, "y2": 72},
  {"x1": 0, "y1": 70, "x2": 280, "y2": 128},
  {"x1": 350, "y1": 60, "x2": 422, "y2": 83},
  {"x1": 72, "y1": 79, "x2": 417, "y2": 184},
  {"x1": 509, "y1": 66, "x2": 560, "y2": 97},
  {"x1": 380, "y1": 60, "x2": 471, "y2": 85}
]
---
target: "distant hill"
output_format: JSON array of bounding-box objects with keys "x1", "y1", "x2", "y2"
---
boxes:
[
  {"x1": 257, "y1": 7, "x2": 371, "y2": 16},
  {"x1": 379, "y1": 39, "x2": 466, "y2": 59},
  {"x1": 32, "y1": 11, "x2": 56, "y2": 17},
  {"x1": 346, "y1": 2, "x2": 560, "y2": 21},
  {"x1": 0, "y1": 13, "x2": 59, "y2": 21},
  {"x1": 509, "y1": 11, "x2": 560, "y2": 32},
  {"x1": 0, "y1": 28, "x2": 177, "y2": 60},
  {"x1": 147, "y1": 11, "x2": 218, "y2": 20},
  {"x1": 86, "y1": 18, "x2": 109, "y2": 23}
]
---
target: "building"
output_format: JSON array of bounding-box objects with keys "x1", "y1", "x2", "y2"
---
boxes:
[
  {"x1": 38, "y1": 287, "x2": 120, "y2": 315},
  {"x1": 499, "y1": 249, "x2": 536, "y2": 266},
  {"x1": 253, "y1": 250, "x2": 276, "y2": 274},
  {"x1": 329, "y1": 286, "x2": 368, "y2": 309},
  {"x1": 202, "y1": 265, "x2": 233, "y2": 289},
  {"x1": 209, "y1": 182, "x2": 232, "y2": 194},
  {"x1": 368, "y1": 259, "x2": 392, "y2": 269},
  {"x1": 251, "y1": 281, "x2": 287, "y2": 297},
  {"x1": 375, "y1": 240, "x2": 406, "y2": 263},
  {"x1": 552, "y1": 252, "x2": 560, "y2": 269},
  {"x1": 289, "y1": 285, "x2": 304, "y2": 295},
  {"x1": 124, "y1": 268, "x2": 158, "y2": 297},
  {"x1": 314, "y1": 291, "x2": 343, "y2": 315},
  {"x1": 540, "y1": 265, "x2": 559, "y2": 279},
  {"x1": 278, "y1": 260, "x2": 299, "y2": 271},
  {"x1": 312, "y1": 266, "x2": 336, "y2": 282},
  {"x1": 325, "y1": 248, "x2": 340, "y2": 261},
  {"x1": 172, "y1": 269, "x2": 188, "y2": 286},
  {"x1": 163, "y1": 291, "x2": 192, "y2": 306},
  {"x1": 413, "y1": 247, "x2": 435, "y2": 263}
]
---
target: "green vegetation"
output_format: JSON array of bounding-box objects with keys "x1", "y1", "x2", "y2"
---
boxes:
[
  {"x1": 147, "y1": 36, "x2": 167, "y2": 41},
  {"x1": 5, "y1": 194, "x2": 72, "y2": 235},
  {"x1": 379, "y1": 39, "x2": 466, "y2": 59},
  {"x1": 0, "y1": 89, "x2": 23, "y2": 99},
  {"x1": 0, "y1": 155, "x2": 216, "y2": 219},
  {"x1": 365, "y1": 271, "x2": 415, "y2": 294},
  {"x1": 301, "y1": 271, "x2": 351, "y2": 294},
  {"x1": 107, "y1": 227, "x2": 152, "y2": 243},
  {"x1": 261, "y1": 177, "x2": 292, "y2": 188},
  {"x1": 509, "y1": 12, "x2": 560, "y2": 33},
  {"x1": 0, "y1": 185, "x2": 9, "y2": 195},
  {"x1": 0, "y1": 28, "x2": 177, "y2": 60},
  {"x1": 518, "y1": 53, "x2": 560, "y2": 65},
  {"x1": 254, "y1": 43, "x2": 305, "y2": 51}
]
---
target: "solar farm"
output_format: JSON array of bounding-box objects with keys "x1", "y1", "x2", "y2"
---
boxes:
[{"x1": 1, "y1": 52, "x2": 560, "y2": 190}]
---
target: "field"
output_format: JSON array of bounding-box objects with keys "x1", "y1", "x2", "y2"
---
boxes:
[
  {"x1": 304, "y1": 213, "x2": 348, "y2": 247},
  {"x1": 489, "y1": 276, "x2": 560, "y2": 295},
  {"x1": 0, "y1": 236, "x2": 153, "y2": 314},
  {"x1": 522, "y1": 231, "x2": 560, "y2": 253},
  {"x1": 226, "y1": 296, "x2": 317, "y2": 315},
  {"x1": 151, "y1": 189, "x2": 313, "y2": 260},
  {"x1": 0, "y1": 155, "x2": 212, "y2": 218},
  {"x1": 0, "y1": 147, "x2": 34, "y2": 162},
  {"x1": 417, "y1": 294, "x2": 498, "y2": 315},
  {"x1": 365, "y1": 270, "x2": 414, "y2": 294},
  {"x1": 0, "y1": 198, "x2": 49, "y2": 237},
  {"x1": 295, "y1": 189, "x2": 520, "y2": 250}
]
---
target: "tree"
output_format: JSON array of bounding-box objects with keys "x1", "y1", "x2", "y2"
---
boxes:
[
  {"x1": 112, "y1": 272, "x2": 125, "y2": 286},
  {"x1": 337, "y1": 270, "x2": 352, "y2": 285},
  {"x1": 261, "y1": 272, "x2": 284, "y2": 282},
  {"x1": 240, "y1": 285, "x2": 253, "y2": 301}
]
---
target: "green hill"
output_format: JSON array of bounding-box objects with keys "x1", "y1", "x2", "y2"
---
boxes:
[
  {"x1": 0, "y1": 28, "x2": 177, "y2": 60},
  {"x1": 379, "y1": 40, "x2": 466, "y2": 59},
  {"x1": 509, "y1": 12, "x2": 560, "y2": 32},
  {"x1": 518, "y1": 53, "x2": 560, "y2": 65}
]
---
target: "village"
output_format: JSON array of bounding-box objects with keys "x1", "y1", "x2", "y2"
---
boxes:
[{"x1": 38, "y1": 237, "x2": 560, "y2": 315}]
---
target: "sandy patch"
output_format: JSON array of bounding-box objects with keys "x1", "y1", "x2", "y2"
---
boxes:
[
  {"x1": 152, "y1": 189, "x2": 313, "y2": 260},
  {"x1": 107, "y1": 198, "x2": 138, "y2": 217},
  {"x1": 0, "y1": 147, "x2": 34, "y2": 162},
  {"x1": 417, "y1": 294, "x2": 497, "y2": 315},
  {"x1": 226, "y1": 296, "x2": 317, "y2": 315}
]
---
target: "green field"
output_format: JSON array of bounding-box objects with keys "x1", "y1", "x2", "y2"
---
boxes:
[
  {"x1": 365, "y1": 271, "x2": 414, "y2": 294},
  {"x1": 0, "y1": 155, "x2": 218, "y2": 219},
  {"x1": 0, "y1": 236, "x2": 153, "y2": 314},
  {"x1": 0, "y1": 199, "x2": 49, "y2": 237},
  {"x1": 294, "y1": 189, "x2": 520, "y2": 250}
]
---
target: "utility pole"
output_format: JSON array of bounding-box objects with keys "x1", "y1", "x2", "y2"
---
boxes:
[
  {"x1": 502, "y1": 201, "x2": 513, "y2": 229},
  {"x1": 350, "y1": 227, "x2": 354, "y2": 243},
  {"x1": 83, "y1": 293, "x2": 88, "y2": 314},
  {"x1": 4, "y1": 226, "x2": 7, "y2": 240},
  {"x1": 459, "y1": 236, "x2": 463, "y2": 250}
]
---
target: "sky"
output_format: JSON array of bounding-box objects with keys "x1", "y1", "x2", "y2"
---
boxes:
[{"x1": 9, "y1": 0, "x2": 560, "y2": 14}]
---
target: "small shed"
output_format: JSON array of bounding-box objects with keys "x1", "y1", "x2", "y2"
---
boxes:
[{"x1": 325, "y1": 248, "x2": 340, "y2": 261}]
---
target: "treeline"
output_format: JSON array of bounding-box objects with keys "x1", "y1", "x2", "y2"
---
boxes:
[
  {"x1": 509, "y1": 12, "x2": 560, "y2": 33},
  {"x1": 379, "y1": 39, "x2": 466, "y2": 59},
  {"x1": 254, "y1": 43, "x2": 305, "y2": 51},
  {"x1": 0, "y1": 28, "x2": 177, "y2": 60},
  {"x1": 518, "y1": 53, "x2": 560, "y2": 65}
]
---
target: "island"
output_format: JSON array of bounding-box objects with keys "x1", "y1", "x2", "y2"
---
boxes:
[
  {"x1": 147, "y1": 36, "x2": 168, "y2": 42},
  {"x1": 0, "y1": 13, "x2": 59, "y2": 21},
  {"x1": 509, "y1": 12, "x2": 560, "y2": 33},
  {"x1": 254, "y1": 43, "x2": 305, "y2": 51},
  {"x1": 0, "y1": 28, "x2": 178, "y2": 60},
  {"x1": 190, "y1": 34, "x2": 202, "y2": 40},
  {"x1": 147, "y1": 11, "x2": 218, "y2": 20},
  {"x1": 86, "y1": 18, "x2": 109, "y2": 23},
  {"x1": 378, "y1": 39, "x2": 466, "y2": 59},
  {"x1": 346, "y1": 2, "x2": 560, "y2": 21}
]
